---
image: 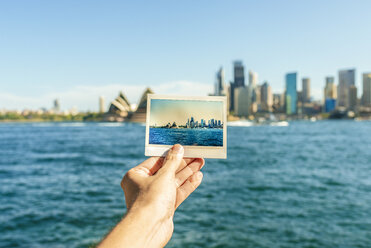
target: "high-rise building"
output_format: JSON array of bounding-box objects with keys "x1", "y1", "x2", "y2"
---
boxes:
[
  {"x1": 302, "y1": 78, "x2": 311, "y2": 103},
  {"x1": 324, "y1": 76, "x2": 337, "y2": 112},
  {"x1": 53, "y1": 99, "x2": 60, "y2": 112},
  {"x1": 324, "y1": 77, "x2": 337, "y2": 99},
  {"x1": 99, "y1": 96, "x2": 105, "y2": 113},
  {"x1": 325, "y1": 99, "x2": 336, "y2": 112},
  {"x1": 260, "y1": 81, "x2": 273, "y2": 112},
  {"x1": 248, "y1": 70, "x2": 258, "y2": 88},
  {"x1": 348, "y1": 85, "x2": 358, "y2": 111},
  {"x1": 234, "y1": 61, "x2": 245, "y2": 87},
  {"x1": 234, "y1": 86, "x2": 250, "y2": 117},
  {"x1": 229, "y1": 61, "x2": 245, "y2": 112},
  {"x1": 285, "y1": 72, "x2": 297, "y2": 114},
  {"x1": 273, "y1": 93, "x2": 284, "y2": 112},
  {"x1": 362, "y1": 73, "x2": 371, "y2": 107},
  {"x1": 337, "y1": 69, "x2": 355, "y2": 108},
  {"x1": 214, "y1": 67, "x2": 226, "y2": 96}
]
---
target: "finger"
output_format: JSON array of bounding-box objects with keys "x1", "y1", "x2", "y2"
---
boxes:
[
  {"x1": 158, "y1": 144, "x2": 184, "y2": 175},
  {"x1": 133, "y1": 157, "x2": 164, "y2": 176},
  {"x1": 176, "y1": 158, "x2": 196, "y2": 173},
  {"x1": 176, "y1": 171, "x2": 203, "y2": 209},
  {"x1": 175, "y1": 158, "x2": 204, "y2": 187}
]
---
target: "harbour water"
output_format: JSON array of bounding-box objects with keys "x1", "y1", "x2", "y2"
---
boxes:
[
  {"x1": 149, "y1": 128, "x2": 223, "y2": 146},
  {"x1": 0, "y1": 121, "x2": 370, "y2": 247}
]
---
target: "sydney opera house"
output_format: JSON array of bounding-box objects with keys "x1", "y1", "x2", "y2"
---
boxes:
[{"x1": 104, "y1": 87, "x2": 153, "y2": 122}]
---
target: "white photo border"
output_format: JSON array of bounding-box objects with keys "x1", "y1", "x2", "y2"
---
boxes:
[{"x1": 145, "y1": 94, "x2": 227, "y2": 159}]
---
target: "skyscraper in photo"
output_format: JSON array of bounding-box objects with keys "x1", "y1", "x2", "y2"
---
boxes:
[
  {"x1": 214, "y1": 67, "x2": 226, "y2": 96},
  {"x1": 285, "y1": 72, "x2": 297, "y2": 115},
  {"x1": 337, "y1": 69, "x2": 355, "y2": 108},
  {"x1": 302, "y1": 78, "x2": 311, "y2": 103},
  {"x1": 362, "y1": 73, "x2": 371, "y2": 107}
]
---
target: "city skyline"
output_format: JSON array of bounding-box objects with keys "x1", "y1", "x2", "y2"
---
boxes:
[
  {"x1": 1, "y1": 1, "x2": 371, "y2": 111},
  {"x1": 149, "y1": 99, "x2": 223, "y2": 127},
  {"x1": 151, "y1": 116, "x2": 223, "y2": 129}
]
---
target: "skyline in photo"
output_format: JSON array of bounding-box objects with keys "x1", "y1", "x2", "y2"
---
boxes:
[
  {"x1": 1, "y1": 0, "x2": 371, "y2": 111},
  {"x1": 149, "y1": 99, "x2": 223, "y2": 126}
]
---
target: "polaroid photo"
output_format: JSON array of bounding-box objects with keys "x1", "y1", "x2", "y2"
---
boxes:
[{"x1": 145, "y1": 94, "x2": 227, "y2": 159}]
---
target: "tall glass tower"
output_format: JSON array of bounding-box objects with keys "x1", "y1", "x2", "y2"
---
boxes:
[
  {"x1": 285, "y1": 72, "x2": 297, "y2": 115},
  {"x1": 338, "y1": 69, "x2": 355, "y2": 108}
]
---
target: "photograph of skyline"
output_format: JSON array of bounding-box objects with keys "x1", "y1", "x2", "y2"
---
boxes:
[{"x1": 149, "y1": 99, "x2": 224, "y2": 127}]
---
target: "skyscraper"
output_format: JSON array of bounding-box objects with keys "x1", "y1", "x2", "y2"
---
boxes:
[
  {"x1": 260, "y1": 81, "x2": 273, "y2": 112},
  {"x1": 362, "y1": 73, "x2": 371, "y2": 107},
  {"x1": 324, "y1": 77, "x2": 337, "y2": 99},
  {"x1": 234, "y1": 86, "x2": 250, "y2": 117},
  {"x1": 234, "y1": 61, "x2": 245, "y2": 87},
  {"x1": 214, "y1": 67, "x2": 226, "y2": 96},
  {"x1": 99, "y1": 96, "x2": 105, "y2": 113},
  {"x1": 348, "y1": 85, "x2": 358, "y2": 111},
  {"x1": 248, "y1": 70, "x2": 258, "y2": 88},
  {"x1": 285, "y1": 72, "x2": 297, "y2": 115},
  {"x1": 324, "y1": 76, "x2": 337, "y2": 112},
  {"x1": 302, "y1": 78, "x2": 311, "y2": 103},
  {"x1": 337, "y1": 69, "x2": 355, "y2": 108},
  {"x1": 273, "y1": 93, "x2": 284, "y2": 112},
  {"x1": 229, "y1": 61, "x2": 245, "y2": 112},
  {"x1": 53, "y1": 99, "x2": 60, "y2": 112}
]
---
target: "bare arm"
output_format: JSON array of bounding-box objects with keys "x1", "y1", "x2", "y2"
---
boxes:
[{"x1": 98, "y1": 144, "x2": 204, "y2": 248}]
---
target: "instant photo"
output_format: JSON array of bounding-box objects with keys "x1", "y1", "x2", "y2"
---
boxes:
[{"x1": 145, "y1": 94, "x2": 227, "y2": 159}]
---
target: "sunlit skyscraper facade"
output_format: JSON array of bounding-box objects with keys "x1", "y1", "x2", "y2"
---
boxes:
[
  {"x1": 260, "y1": 81, "x2": 273, "y2": 112},
  {"x1": 99, "y1": 96, "x2": 105, "y2": 113},
  {"x1": 338, "y1": 69, "x2": 355, "y2": 108},
  {"x1": 285, "y1": 72, "x2": 297, "y2": 114},
  {"x1": 324, "y1": 76, "x2": 337, "y2": 112}
]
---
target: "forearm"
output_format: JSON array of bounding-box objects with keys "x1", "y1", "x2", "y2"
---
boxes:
[{"x1": 98, "y1": 206, "x2": 160, "y2": 248}]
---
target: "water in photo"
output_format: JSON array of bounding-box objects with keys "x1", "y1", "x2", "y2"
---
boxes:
[{"x1": 149, "y1": 99, "x2": 224, "y2": 146}]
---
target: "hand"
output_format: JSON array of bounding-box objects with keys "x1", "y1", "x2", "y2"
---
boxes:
[
  {"x1": 121, "y1": 144, "x2": 204, "y2": 247},
  {"x1": 99, "y1": 144, "x2": 204, "y2": 248}
]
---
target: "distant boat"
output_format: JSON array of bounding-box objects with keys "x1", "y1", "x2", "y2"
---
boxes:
[
  {"x1": 270, "y1": 121, "x2": 289, "y2": 126},
  {"x1": 227, "y1": 120, "x2": 254, "y2": 127},
  {"x1": 258, "y1": 114, "x2": 289, "y2": 126}
]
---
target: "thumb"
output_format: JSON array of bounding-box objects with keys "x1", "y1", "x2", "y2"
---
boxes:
[{"x1": 159, "y1": 144, "x2": 184, "y2": 175}]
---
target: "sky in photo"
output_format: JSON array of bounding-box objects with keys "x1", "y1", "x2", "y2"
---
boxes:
[
  {"x1": 1, "y1": 0, "x2": 371, "y2": 110},
  {"x1": 150, "y1": 99, "x2": 223, "y2": 126}
]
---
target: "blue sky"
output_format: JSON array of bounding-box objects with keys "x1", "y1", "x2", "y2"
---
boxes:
[{"x1": 1, "y1": 0, "x2": 370, "y2": 111}]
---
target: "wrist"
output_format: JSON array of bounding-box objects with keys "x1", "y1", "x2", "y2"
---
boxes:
[{"x1": 122, "y1": 205, "x2": 165, "y2": 247}]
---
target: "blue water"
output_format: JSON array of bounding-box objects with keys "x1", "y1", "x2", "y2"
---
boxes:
[
  {"x1": 149, "y1": 128, "x2": 223, "y2": 146},
  {"x1": 0, "y1": 121, "x2": 370, "y2": 248}
]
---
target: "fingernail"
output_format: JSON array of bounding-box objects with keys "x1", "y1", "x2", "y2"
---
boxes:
[
  {"x1": 196, "y1": 171, "x2": 203, "y2": 179},
  {"x1": 172, "y1": 144, "x2": 184, "y2": 154}
]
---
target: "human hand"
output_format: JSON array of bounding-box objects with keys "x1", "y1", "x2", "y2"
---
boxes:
[{"x1": 121, "y1": 144, "x2": 204, "y2": 247}]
